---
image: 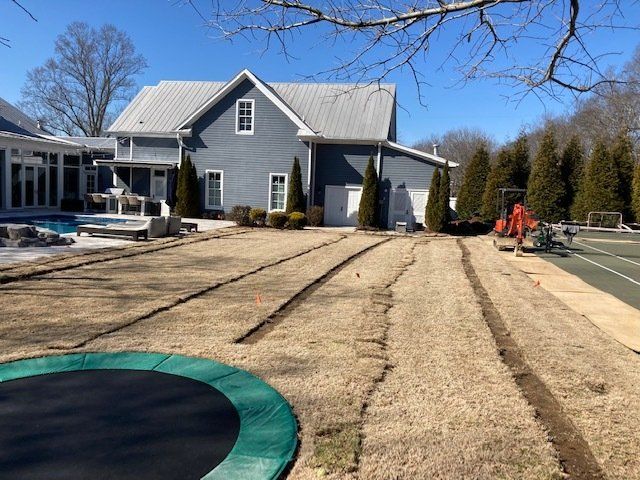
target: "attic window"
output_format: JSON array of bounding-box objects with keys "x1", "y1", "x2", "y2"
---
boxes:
[{"x1": 236, "y1": 99, "x2": 254, "y2": 135}]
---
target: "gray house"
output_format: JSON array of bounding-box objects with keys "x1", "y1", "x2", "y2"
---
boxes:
[{"x1": 107, "y1": 69, "x2": 456, "y2": 227}]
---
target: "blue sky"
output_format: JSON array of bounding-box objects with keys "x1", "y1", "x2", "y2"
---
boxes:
[{"x1": 0, "y1": 1, "x2": 638, "y2": 145}]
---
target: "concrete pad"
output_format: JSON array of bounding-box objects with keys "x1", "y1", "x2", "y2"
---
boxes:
[{"x1": 482, "y1": 236, "x2": 640, "y2": 352}]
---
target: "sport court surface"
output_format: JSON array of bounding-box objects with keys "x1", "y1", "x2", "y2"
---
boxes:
[{"x1": 537, "y1": 230, "x2": 640, "y2": 309}]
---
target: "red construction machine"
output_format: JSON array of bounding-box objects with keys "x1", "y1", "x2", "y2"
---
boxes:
[{"x1": 492, "y1": 188, "x2": 539, "y2": 256}]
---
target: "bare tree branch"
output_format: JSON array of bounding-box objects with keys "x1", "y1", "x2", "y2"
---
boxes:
[
  {"x1": 1, "y1": 0, "x2": 37, "y2": 47},
  {"x1": 185, "y1": 0, "x2": 639, "y2": 101}
]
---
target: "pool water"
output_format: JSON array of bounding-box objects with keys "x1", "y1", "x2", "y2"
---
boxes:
[{"x1": 1, "y1": 215, "x2": 128, "y2": 235}]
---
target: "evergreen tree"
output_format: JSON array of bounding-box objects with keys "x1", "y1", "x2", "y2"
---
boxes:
[
  {"x1": 439, "y1": 161, "x2": 451, "y2": 226},
  {"x1": 426, "y1": 168, "x2": 443, "y2": 232},
  {"x1": 572, "y1": 141, "x2": 624, "y2": 220},
  {"x1": 358, "y1": 156, "x2": 379, "y2": 228},
  {"x1": 611, "y1": 132, "x2": 635, "y2": 221},
  {"x1": 456, "y1": 144, "x2": 491, "y2": 219},
  {"x1": 286, "y1": 156, "x2": 305, "y2": 213},
  {"x1": 527, "y1": 128, "x2": 567, "y2": 222},
  {"x1": 175, "y1": 154, "x2": 201, "y2": 218},
  {"x1": 510, "y1": 132, "x2": 530, "y2": 189},
  {"x1": 632, "y1": 162, "x2": 640, "y2": 223},
  {"x1": 559, "y1": 136, "x2": 584, "y2": 213},
  {"x1": 481, "y1": 149, "x2": 514, "y2": 221}
]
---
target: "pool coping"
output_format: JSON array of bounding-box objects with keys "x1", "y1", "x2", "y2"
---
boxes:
[{"x1": 0, "y1": 352, "x2": 298, "y2": 480}]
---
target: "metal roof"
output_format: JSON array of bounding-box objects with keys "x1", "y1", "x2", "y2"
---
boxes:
[
  {"x1": 0, "y1": 96, "x2": 48, "y2": 138},
  {"x1": 107, "y1": 74, "x2": 396, "y2": 140},
  {"x1": 55, "y1": 136, "x2": 116, "y2": 151}
]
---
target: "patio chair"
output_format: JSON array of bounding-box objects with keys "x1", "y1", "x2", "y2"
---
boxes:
[
  {"x1": 91, "y1": 194, "x2": 107, "y2": 212},
  {"x1": 118, "y1": 195, "x2": 130, "y2": 214},
  {"x1": 127, "y1": 196, "x2": 141, "y2": 215}
]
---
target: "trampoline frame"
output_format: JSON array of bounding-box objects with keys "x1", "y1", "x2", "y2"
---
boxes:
[{"x1": 0, "y1": 352, "x2": 298, "y2": 480}]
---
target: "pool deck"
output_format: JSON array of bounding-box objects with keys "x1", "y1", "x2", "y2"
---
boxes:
[{"x1": 0, "y1": 210, "x2": 235, "y2": 265}]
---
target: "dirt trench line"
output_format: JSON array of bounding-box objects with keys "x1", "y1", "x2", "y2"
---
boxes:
[
  {"x1": 354, "y1": 241, "x2": 418, "y2": 472},
  {"x1": 457, "y1": 238, "x2": 605, "y2": 480},
  {"x1": 63, "y1": 235, "x2": 348, "y2": 350},
  {"x1": 235, "y1": 237, "x2": 392, "y2": 344},
  {"x1": 0, "y1": 227, "x2": 251, "y2": 284}
]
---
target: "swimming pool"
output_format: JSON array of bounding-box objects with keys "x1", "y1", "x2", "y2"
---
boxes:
[{"x1": 0, "y1": 215, "x2": 128, "y2": 235}]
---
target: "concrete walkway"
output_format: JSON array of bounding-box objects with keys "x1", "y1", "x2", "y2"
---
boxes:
[{"x1": 486, "y1": 237, "x2": 640, "y2": 352}]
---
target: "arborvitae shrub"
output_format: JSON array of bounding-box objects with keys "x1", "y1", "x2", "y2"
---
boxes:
[
  {"x1": 560, "y1": 136, "x2": 584, "y2": 213},
  {"x1": 229, "y1": 205, "x2": 252, "y2": 226},
  {"x1": 527, "y1": 128, "x2": 567, "y2": 222},
  {"x1": 481, "y1": 149, "x2": 513, "y2": 221},
  {"x1": 358, "y1": 156, "x2": 379, "y2": 228},
  {"x1": 456, "y1": 144, "x2": 491, "y2": 219},
  {"x1": 286, "y1": 157, "x2": 306, "y2": 214},
  {"x1": 175, "y1": 154, "x2": 201, "y2": 218},
  {"x1": 439, "y1": 161, "x2": 451, "y2": 227},
  {"x1": 249, "y1": 207, "x2": 267, "y2": 226},
  {"x1": 425, "y1": 169, "x2": 442, "y2": 232},
  {"x1": 632, "y1": 163, "x2": 640, "y2": 223},
  {"x1": 288, "y1": 212, "x2": 307, "y2": 230},
  {"x1": 268, "y1": 211, "x2": 288, "y2": 229},
  {"x1": 611, "y1": 132, "x2": 635, "y2": 221},
  {"x1": 511, "y1": 132, "x2": 530, "y2": 189},
  {"x1": 306, "y1": 206, "x2": 324, "y2": 226}
]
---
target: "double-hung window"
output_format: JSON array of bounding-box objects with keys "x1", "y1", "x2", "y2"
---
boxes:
[
  {"x1": 236, "y1": 99, "x2": 254, "y2": 134},
  {"x1": 269, "y1": 173, "x2": 287, "y2": 211},
  {"x1": 206, "y1": 170, "x2": 223, "y2": 208}
]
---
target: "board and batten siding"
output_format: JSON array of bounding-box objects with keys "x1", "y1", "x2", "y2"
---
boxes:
[
  {"x1": 185, "y1": 79, "x2": 309, "y2": 212},
  {"x1": 313, "y1": 143, "x2": 377, "y2": 206},
  {"x1": 132, "y1": 137, "x2": 179, "y2": 163}
]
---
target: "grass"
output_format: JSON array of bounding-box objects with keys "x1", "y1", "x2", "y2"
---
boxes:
[{"x1": 1, "y1": 229, "x2": 639, "y2": 478}]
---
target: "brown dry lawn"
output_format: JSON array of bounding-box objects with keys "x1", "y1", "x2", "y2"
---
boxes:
[{"x1": 1, "y1": 229, "x2": 639, "y2": 479}]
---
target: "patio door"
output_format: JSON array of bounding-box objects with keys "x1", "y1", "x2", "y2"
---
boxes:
[
  {"x1": 24, "y1": 166, "x2": 35, "y2": 207},
  {"x1": 36, "y1": 166, "x2": 47, "y2": 207}
]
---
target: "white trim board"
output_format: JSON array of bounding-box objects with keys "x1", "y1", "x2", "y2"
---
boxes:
[
  {"x1": 235, "y1": 99, "x2": 255, "y2": 135},
  {"x1": 268, "y1": 172, "x2": 288, "y2": 212},
  {"x1": 205, "y1": 169, "x2": 224, "y2": 209}
]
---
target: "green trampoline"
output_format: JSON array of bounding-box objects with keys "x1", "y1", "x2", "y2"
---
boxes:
[{"x1": 0, "y1": 352, "x2": 297, "y2": 480}]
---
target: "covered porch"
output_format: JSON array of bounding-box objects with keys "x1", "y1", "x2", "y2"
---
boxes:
[{"x1": 92, "y1": 158, "x2": 177, "y2": 216}]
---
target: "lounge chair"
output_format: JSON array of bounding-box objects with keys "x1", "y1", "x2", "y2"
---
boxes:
[{"x1": 77, "y1": 224, "x2": 148, "y2": 241}]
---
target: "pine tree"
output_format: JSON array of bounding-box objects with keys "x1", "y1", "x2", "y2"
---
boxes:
[
  {"x1": 358, "y1": 156, "x2": 379, "y2": 228},
  {"x1": 481, "y1": 149, "x2": 514, "y2": 221},
  {"x1": 611, "y1": 132, "x2": 635, "y2": 221},
  {"x1": 426, "y1": 168, "x2": 443, "y2": 232},
  {"x1": 511, "y1": 132, "x2": 530, "y2": 189},
  {"x1": 175, "y1": 154, "x2": 201, "y2": 218},
  {"x1": 632, "y1": 162, "x2": 640, "y2": 223},
  {"x1": 527, "y1": 128, "x2": 567, "y2": 222},
  {"x1": 572, "y1": 141, "x2": 624, "y2": 221},
  {"x1": 439, "y1": 161, "x2": 451, "y2": 226},
  {"x1": 456, "y1": 144, "x2": 491, "y2": 219},
  {"x1": 286, "y1": 156, "x2": 305, "y2": 214},
  {"x1": 559, "y1": 136, "x2": 584, "y2": 213}
]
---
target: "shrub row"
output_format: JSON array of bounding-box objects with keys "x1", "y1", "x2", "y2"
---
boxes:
[{"x1": 228, "y1": 205, "x2": 322, "y2": 229}]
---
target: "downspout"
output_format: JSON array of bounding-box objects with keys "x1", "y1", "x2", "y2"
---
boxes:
[
  {"x1": 176, "y1": 133, "x2": 189, "y2": 167},
  {"x1": 376, "y1": 142, "x2": 382, "y2": 178},
  {"x1": 307, "y1": 141, "x2": 313, "y2": 208}
]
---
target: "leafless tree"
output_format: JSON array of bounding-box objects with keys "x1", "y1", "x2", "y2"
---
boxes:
[
  {"x1": 185, "y1": 0, "x2": 638, "y2": 102},
  {"x1": 19, "y1": 22, "x2": 147, "y2": 136},
  {"x1": 414, "y1": 127, "x2": 496, "y2": 194}
]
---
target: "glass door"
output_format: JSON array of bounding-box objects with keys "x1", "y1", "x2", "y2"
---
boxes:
[
  {"x1": 37, "y1": 166, "x2": 47, "y2": 207},
  {"x1": 24, "y1": 166, "x2": 35, "y2": 207}
]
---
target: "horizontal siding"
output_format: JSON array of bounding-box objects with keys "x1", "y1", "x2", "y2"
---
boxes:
[
  {"x1": 314, "y1": 143, "x2": 377, "y2": 206},
  {"x1": 380, "y1": 146, "x2": 436, "y2": 191},
  {"x1": 186, "y1": 79, "x2": 310, "y2": 212},
  {"x1": 132, "y1": 137, "x2": 179, "y2": 163}
]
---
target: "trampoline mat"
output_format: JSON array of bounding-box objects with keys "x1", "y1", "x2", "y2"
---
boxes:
[{"x1": 0, "y1": 369, "x2": 241, "y2": 480}]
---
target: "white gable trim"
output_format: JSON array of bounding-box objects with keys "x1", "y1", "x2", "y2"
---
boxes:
[
  {"x1": 385, "y1": 141, "x2": 457, "y2": 167},
  {"x1": 177, "y1": 69, "x2": 314, "y2": 134}
]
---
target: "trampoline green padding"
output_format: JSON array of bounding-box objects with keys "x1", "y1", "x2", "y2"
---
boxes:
[{"x1": 0, "y1": 352, "x2": 297, "y2": 480}]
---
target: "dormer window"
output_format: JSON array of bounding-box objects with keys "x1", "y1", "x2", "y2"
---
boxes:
[{"x1": 236, "y1": 99, "x2": 254, "y2": 134}]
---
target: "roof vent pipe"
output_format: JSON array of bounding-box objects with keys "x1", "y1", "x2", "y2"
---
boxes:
[{"x1": 433, "y1": 143, "x2": 440, "y2": 156}]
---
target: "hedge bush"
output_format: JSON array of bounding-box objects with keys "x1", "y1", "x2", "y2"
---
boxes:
[
  {"x1": 268, "y1": 211, "x2": 288, "y2": 229},
  {"x1": 249, "y1": 207, "x2": 267, "y2": 226},
  {"x1": 288, "y1": 212, "x2": 307, "y2": 230},
  {"x1": 306, "y1": 206, "x2": 323, "y2": 226},
  {"x1": 229, "y1": 205, "x2": 252, "y2": 226}
]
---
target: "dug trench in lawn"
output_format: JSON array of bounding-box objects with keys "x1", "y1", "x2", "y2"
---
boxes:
[{"x1": 464, "y1": 235, "x2": 640, "y2": 479}]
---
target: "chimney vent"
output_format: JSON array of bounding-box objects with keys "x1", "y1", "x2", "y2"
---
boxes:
[{"x1": 432, "y1": 143, "x2": 440, "y2": 156}]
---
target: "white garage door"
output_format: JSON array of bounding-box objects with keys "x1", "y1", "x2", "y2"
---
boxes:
[
  {"x1": 324, "y1": 185, "x2": 362, "y2": 226},
  {"x1": 388, "y1": 188, "x2": 429, "y2": 229}
]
